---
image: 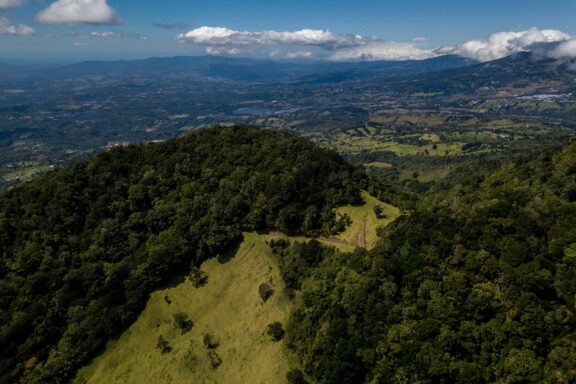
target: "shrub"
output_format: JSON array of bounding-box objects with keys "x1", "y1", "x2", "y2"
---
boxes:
[
  {"x1": 208, "y1": 350, "x2": 222, "y2": 369},
  {"x1": 188, "y1": 266, "x2": 208, "y2": 288},
  {"x1": 259, "y1": 282, "x2": 274, "y2": 302},
  {"x1": 173, "y1": 312, "x2": 193, "y2": 334},
  {"x1": 374, "y1": 205, "x2": 387, "y2": 219},
  {"x1": 203, "y1": 333, "x2": 219, "y2": 349},
  {"x1": 267, "y1": 321, "x2": 285, "y2": 342},
  {"x1": 156, "y1": 335, "x2": 172, "y2": 354},
  {"x1": 286, "y1": 368, "x2": 309, "y2": 384}
]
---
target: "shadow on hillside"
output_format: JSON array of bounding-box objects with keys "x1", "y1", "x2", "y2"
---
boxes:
[
  {"x1": 217, "y1": 241, "x2": 242, "y2": 264},
  {"x1": 160, "y1": 274, "x2": 187, "y2": 290}
]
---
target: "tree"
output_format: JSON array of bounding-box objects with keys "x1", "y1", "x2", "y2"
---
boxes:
[
  {"x1": 287, "y1": 369, "x2": 309, "y2": 384},
  {"x1": 173, "y1": 312, "x2": 193, "y2": 334},
  {"x1": 203, "y1": 333, "x2": 219, "y2": 349},
  {"x1": 188, "y1": 266, "x2": 208, "y2": 288},
  {"x1": 259, "y1": 282, "x2": 274, "y2": 302},
  {"x1": 267, "y1": 322, "x2": 285, "y2": 341},
  {"x1": 374, "y1": 205, "x2": 387, "y2": 219}
]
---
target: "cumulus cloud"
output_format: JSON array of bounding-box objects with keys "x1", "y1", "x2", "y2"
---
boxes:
[
  {"x1": 177, "y1": 26, "x2": 437, "y2": 60},
  {"x1": 0, "y1": 0, "x2": 23, "y2": 9},
  {"x1": 176, "y1": 26, "x2": 374, "y2": 50},
  {"x1": 36, "y1": 0, "x2": 120, "y2": 25},
  {"x1": 0, "y1": 16, "x2": 35, "y2": 36},
  {"x1": 545, "y1": 38, "x2": 576, "y2": 60},
  {"x1": 331, "y1": 42, "x2": 436, "y2": 61},
  {"x1": 176, "y1": 25, "x2": 576, "y2": 63},
  {"x1": 447, "y1": 28, "x2": 571, "y2": 62}
]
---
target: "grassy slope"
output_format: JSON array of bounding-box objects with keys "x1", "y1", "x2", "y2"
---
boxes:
[
  {"x1": 74, "y1": 232, "x2": 293, "y2": 384},
  {"x1": 335, "y1": 191, "x2": 400, "y2": 250},
  {"x1": 75, "y1": 193, "x2": 399, "y2": 383}
]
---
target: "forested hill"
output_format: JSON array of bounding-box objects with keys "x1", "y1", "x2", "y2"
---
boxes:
[
  {"x1": 284, "y1": 140, "x2": 576, "y2": 383},
  {"x1": 0, "y1": 125, "x2": 364, "y2": 383}
]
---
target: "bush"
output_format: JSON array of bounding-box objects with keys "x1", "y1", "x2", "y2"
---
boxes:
[
  {"x1": 203, "y1": 333, "x2": 219, "y2": 349},
  {"x1": 286, "y1": 369, "x2": 309, "y2": 384},
  {"x1": 156, "y1": 335, "x2": 172, "y2": 354},
  {"x1": 373, "y1": 205, "x2": 387, "y2": 219},
  {"x1": 173, "y1": 312, "x2": 193, "y2": 335},
  {"x1": 259, "y1": 282, "x2": 274, "y2": 302},
  {"x1": 267, "y1": 321, "x2": 285, "y2": 342},
  {"x1": 188, "y1": 266, "x2": 208, "y2": 288},
  {"x1": 208, "y1": 350, "x2": 223, "y2": 369},
  {"x1": 332, "y1": 213, "x2": 352, "y2": 233}
]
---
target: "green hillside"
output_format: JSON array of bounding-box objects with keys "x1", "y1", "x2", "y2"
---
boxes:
[
  {"x1": 75, "y1": 191, "x2": 399, "y2": 384},
  {"x1": 0, "y1": 126, "x2": 364, "y2": 383},
  {"x1": 74, "y1": 233, "x2": 293, "y2": 384},
  {"x1": 284, "y1": 141, "x2": 576, "y2": 384},
  {"x1": 3, "y1": 122, "x2": 575, "y2": 384}
]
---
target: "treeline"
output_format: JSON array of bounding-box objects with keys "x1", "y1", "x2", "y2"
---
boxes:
[
  {"x1": 0, "y1": 125, "x2": 364, "y2": 383},
  {"x1": 281, "y1": 141, "x2": 576, "y2": 383}
]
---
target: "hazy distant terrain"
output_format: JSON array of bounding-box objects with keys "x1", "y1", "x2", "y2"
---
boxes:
[{"x1": 2, "y1": 52, "x2": 574, "y2": 190}]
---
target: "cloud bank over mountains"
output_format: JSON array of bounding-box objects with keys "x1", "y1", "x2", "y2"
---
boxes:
[
  {"x1": 544, "y1": 39, "x2": 576, "y2": 60},
  {"x1": 447, "y1": 29, "x2": 571, "y2": 62},
  {"x1": 330, "y1": 42, "x2": 435, "y2": 61},
  {"x1": 176, "y1": 27, "x2": 376, "y2": 50},
  {"x1": 177, "y1": 26, "x2": 576, "y2": 62}
]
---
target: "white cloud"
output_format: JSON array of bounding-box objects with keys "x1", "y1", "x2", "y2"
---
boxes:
[
  {"x1": 447, "y1": 28, "x2": 571, "y2": 62},
  {"x1": 83, "y1": 31, "x2": 146, "y2": 39},
  {"x1": 0, "y1": 0, "x2": 23, "y2": 8},
  {"x1": 36, "y1": 0, "x2": 120, "y2": 25},
  {"x1": 0, "y1": 16, "x2": 35, "y2": 36},
  {"x1": 206, "y1": 46, "x2": 241, "y2": 56},
  {"x1": 177, "y1": 26, "x2": 434, "y2": 60},
  {"x1": 545, "y1": 38, "x2": 576, "y2": 60},
  {"x1": 285, "y1": 51, "x2": 313, "y2": 59},
  {"x1": 331, "y1": 42, "x2": 436, "y2": 61},
  {"x1": 175, "y1": 25, "x2": 576, "y2": 63},
  {"x1": 176, "y1": 26, "x2": 373, "y2": 49}
]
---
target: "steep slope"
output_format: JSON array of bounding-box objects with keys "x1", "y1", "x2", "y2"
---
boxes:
[
  {"x1": 284, "y1": 141, "x2": 576, "y2": 383},
  {"x1": 74, "y1": 233, "x2": 293, "y2": 384},
  {"x1": 0, "y1": 125, "x2": 364, "y2": 383}
]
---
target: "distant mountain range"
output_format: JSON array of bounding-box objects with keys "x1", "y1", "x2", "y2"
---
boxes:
[
  {"x1": 0, "y1": 54, "x2": 478, "y2": 83},
  {"x1": 382, "y1": 52, "x2": 576, "y2": 95},
  {"x1": 2, "y1": 53, "x2": 575, "y2": 90}
]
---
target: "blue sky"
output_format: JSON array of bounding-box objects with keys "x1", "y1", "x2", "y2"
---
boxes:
[{"x1": 1, "y1": 0, "x2": 576, "y2": 61}]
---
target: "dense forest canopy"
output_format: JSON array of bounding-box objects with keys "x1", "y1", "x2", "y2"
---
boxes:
[
  {"x1": 0, "y1": 125, "x2": 364, "y2": 383},
  {"x1": 281, "y1": 140, "x2": 576, "y2": 383}
]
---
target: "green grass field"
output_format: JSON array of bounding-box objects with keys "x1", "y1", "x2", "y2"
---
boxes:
[
  {"x1": 330, "y1": 131, "x2": 464, "y2": 157},
  {"x1": 74, "y1": 193, "x2": 399, "y2": 383},
  {"x1": 74, "y1": 232, "x2": 294, "y2": 384},
  {"x1": 335, "y1": 191, "x2": 400, "y2": 249}
]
